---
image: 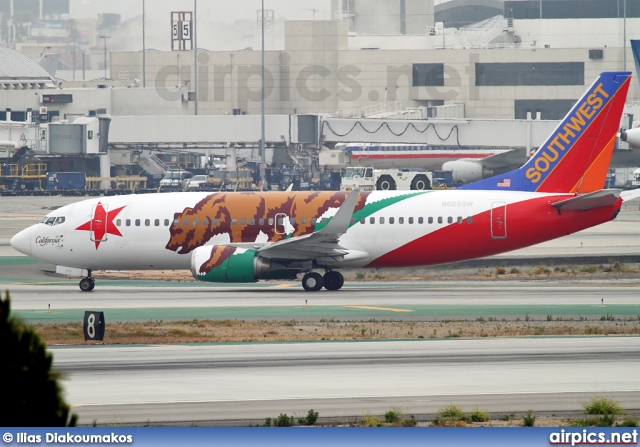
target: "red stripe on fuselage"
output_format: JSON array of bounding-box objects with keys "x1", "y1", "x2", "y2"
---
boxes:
[{"x1": 368, "y1": 195, "x2": 622, "y2": 268}]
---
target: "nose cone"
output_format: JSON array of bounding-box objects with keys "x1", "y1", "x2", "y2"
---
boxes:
[{"x1": 10, "y1": 227, "x2": 32, "y2": 256}]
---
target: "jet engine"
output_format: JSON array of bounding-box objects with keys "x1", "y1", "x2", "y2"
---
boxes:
[
  {"x1": 620, "y1": 128, "x2": 640, "y2": 148},
  {"x1": 190, "y1": 245, "x2": 298, "y2": 283},
  {"x1": 441, "y1": 160, "x2": 493, "y2": 184}
]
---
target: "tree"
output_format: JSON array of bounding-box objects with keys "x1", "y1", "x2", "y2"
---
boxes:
[{"x1": 0, "y1": 291, "x2": 77, "y2": 426}]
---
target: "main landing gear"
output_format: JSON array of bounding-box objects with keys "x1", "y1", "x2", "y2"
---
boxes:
[
  {"x1": 79, "y1": 271, "x2": 95, "y2": 292},
  {"x1": 301, "y1": 271, "x2": 344, "y2": 291}
]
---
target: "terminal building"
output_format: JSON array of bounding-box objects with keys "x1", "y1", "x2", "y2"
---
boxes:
[{"x1": 1, "y1": 0, "x2": 640, "y2": 188}]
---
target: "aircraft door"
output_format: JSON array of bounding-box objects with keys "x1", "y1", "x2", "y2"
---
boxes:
[
  {"x1": 90, "y1": 203, "x2": 109, "y2": 242},
  {"x1": 274, "y1": 213, "x2": 287, "y2": 235},
  {"x1": 491, "y1": 202, "x2": 507, "y2": 239}
]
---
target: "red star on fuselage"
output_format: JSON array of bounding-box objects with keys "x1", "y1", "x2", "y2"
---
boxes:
[{"x1": 76, "y1": 202, "x2": 126, "y2": 249}]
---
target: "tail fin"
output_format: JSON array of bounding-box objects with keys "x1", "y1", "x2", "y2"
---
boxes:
[{"x1": 460, "y1": 72, "x2": 631, "y2": 193}]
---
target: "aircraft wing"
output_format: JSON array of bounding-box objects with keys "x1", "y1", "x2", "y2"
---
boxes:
[
  {"x1": 550, "y1": 189, "x2": 621, "y2": 210},
  {"x1": 256, "y1": 190, "x2": 364, "y2": 260}
]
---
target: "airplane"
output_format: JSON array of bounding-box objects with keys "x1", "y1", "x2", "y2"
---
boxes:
[{"x1": 10, "y1": 71, "x2": 640, "y2": 292}]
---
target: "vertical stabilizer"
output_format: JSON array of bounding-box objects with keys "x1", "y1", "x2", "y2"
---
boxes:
[{"x1": 460, "y1": 72, "x2": 632, "y2": 193}]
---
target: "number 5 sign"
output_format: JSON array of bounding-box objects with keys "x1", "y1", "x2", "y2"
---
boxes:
[
  {"x1": 171, "y1": 11, "x2": 194, "y2": 50},
  {"x1": 83, "y1": 311, "x2": 105, "y2": 341}
]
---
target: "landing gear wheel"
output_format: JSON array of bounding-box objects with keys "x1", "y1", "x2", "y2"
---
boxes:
[
  {"x1": 79, "y1": 277, "x2": 95, "y2": 292},
  {"x1": 302, "y1": 272, "x2": 324, "y2": 291},
  {"x1": 323, "y1": 271, "x2": 344, "y2": 291}
]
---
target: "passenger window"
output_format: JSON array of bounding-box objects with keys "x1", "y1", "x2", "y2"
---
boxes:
[
  {"x1": 212, "y1": 219, "x2": 218, "y2": 225},
  {"x1": 173, "y1": 219, "x2": 179, "y2": 226},
  {"x1": 301, "y1": 217, "x2": 307, "y2": 225},
  {"x1": 379, "y1": 217, "x2": 385, "y2": 224},
  {"x1": 145, "y1": 219, "x2": 150, "y2": 226},
  {"x1": 241, "y1": 218, "x2": 246, "y2": 225},
  {"x1": 259, "y1": 218, "x2": 265, "y2": 225},
  {"x1": 311, "y1": 217, "x2": 317, "y2": 225},
  {"x1": 322, "y1": 218, "x2": 328, "y2": 225},
  {"x1": 408, "y1": 217, "x2": 414, "y2": 224},
  {"x1": 250, "y1": 218, "x2": 255, "y2": 225},
  {"x1": 154, "y1": 219, "x2": 160, "y2": 226},
  {"x1": 398, "y1": 217, "x2": 404, "y2": 224},
  {"x1": 418, "y1": 217, "x2": 423, "y2": 224},
  {"x1": 438, "y1": 217, "x2": 443, "y2": 224},
  {"x1": 370, "y1": 217, "x2": 375, "y2": 224},
  {"x1": 277, "y1": 217, "x2": 283, "y2": 225},
  {"x1": 467, "y1": 216, "x2": 473, "y2": 224},
  {"x1": 193, "y1": 219, "x2": 198, "y2": 226},
  {"x1": 289, "y1": 217, "x2": 295, "y2": 225},
  {"x1": 447, "y1": 217, "x2": 453, "y2": 224},
  {"x1": 389, "y1": 217, "x2": 394, "y2": 224},
  {"x1": 360, "y1": 217, "x2": 365, "y2": 224},
  {"x1": 164, "y1": 219, "x2": 170, "y2": 226},
  {"x1": 203, "y1": 218, "x2": 209, "y2": 226},
  {"x1": 182, "y1": 219, "x2": 188, "y2": 226},
  {"x1": 350, "y1": 218, "x2": 356, "y2": 225},
  {"x1": 116, "y1": 219, "x2": 121, "y2": 226},
  {"x1": 428, "y1": 217, "x2": 433, "y2": 224},
  {"x1": 231, "y1": 218, "x2": 237, "y2": 226},
  {"x1": 127, "y1": 219, "x2": 132, "y2": 226},
  {"x1": 457, "y1": 216, "x2": 463, "y2": 224},
  {"x1": 268, "y1": 218, "x2": 273, "y2": 225},
  {"x1": 136, "y1": 219, "x2": 141, "y2": 226}
]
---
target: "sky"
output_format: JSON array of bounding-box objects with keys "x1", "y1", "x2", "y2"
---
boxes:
[{"x1": 69, "y1": 0, "x2": 333, "y2": 52}]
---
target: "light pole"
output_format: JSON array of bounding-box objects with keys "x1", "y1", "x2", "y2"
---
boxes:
[
  {"x1": 99, "y1": 35, "x2": 110, "y2": 80},
  {"x1": 260, "y1": 0, "x2": 266, "y2": 189},
  {"x1": 142, "y1": 0, "x2": 146, "y2": 87}
]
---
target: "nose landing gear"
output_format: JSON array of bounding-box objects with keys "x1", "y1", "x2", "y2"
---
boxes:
[{"x1": 79, "y1": 271, "x2": 95, "y2": 292}]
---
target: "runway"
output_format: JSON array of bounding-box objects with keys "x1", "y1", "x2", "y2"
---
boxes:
[{"x1": 54, "y1": 337, "x2": 640, "y2": 425}]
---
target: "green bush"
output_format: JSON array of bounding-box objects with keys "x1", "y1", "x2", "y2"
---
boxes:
[
  {"x1": 433, "y1": 405, "x2": 466, "y2": 426},
  {"x1": 273, "y1": 413, "x2": 295, "y2": 427},
  {"x1": 468, "y1": 408, "x2": 490, "y2": 423},
  {"x1": 0, "y1": 291, "x2": 76, "y2": 426},
  {"x1": 298, "y1": 409, "x2": 319, "y2": 426},
  {"x1": 361, "y1": 413, "x2": 381, "y2": 427},
  {"x1": 584, "y1": 397, "x2": 624, "y2": 416},
  {"x1": 384, "y1": 408, "x2": 401, "y2": 424},
  {"x1": 522, "y1": 410, "x2": 536, "y2": 427}
]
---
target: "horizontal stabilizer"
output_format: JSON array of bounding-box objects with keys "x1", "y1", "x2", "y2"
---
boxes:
[
  {"x1": 550, "y1": 189, "x2": 620, "y2": 210},
  {"x1": 621, "y1": 189, "x2": 640, "y2": 202}
]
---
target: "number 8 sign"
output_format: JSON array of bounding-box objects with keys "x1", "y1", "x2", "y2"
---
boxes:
[{"x1": 83, "y1": 311, "x2": 105, "y2": 341}]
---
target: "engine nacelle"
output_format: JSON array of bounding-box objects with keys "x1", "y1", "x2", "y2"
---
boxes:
[
  {"x1": 620, "y1": 128, "x2": 640, "y2": 148},
  {"x1": 442, "y1": 160, "x2": 492, "y2": 184},
  {"x1": 190, "y1": 245, "x2": 297, "y2": 283}
]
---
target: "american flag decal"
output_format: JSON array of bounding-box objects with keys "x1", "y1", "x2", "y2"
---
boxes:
[{"x1": 497, "y1": 178, "x2": 511, "y2": 187}]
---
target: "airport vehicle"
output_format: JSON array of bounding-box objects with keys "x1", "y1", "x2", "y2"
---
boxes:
[
  {"x1": 183, "y1": 175, "x2": 210, "y2": 191},
  {"x1": 340, "y1": 167, "x2": 432, "y2": 191},
  {"x1": 11, "y1": 72, "x2": 640, "y2": 292},
  {"x1": 159, "y1": 170, "x2": 193, "y2": 189}
]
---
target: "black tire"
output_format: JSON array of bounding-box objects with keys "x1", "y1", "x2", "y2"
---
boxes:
[
  {"x1": 376, "y1": 175, "x2": 396, "y2": 190},
  {"x1": 323, "y1": 271, "x2": 344, "y2": 291},
  {"x1": 79, "y1": 277, "x2": 95, "y2": 292},
  {"x1": 410, "y1": 174, "x2": 430, "y2": 190},
  {"x1": 302, "y1": 272, "x2": 324, "y2": 292}
]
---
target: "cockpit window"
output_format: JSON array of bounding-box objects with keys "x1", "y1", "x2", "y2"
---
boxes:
[{"x1": 41, "y1": 216, "x2": 66, "y2": 226}]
